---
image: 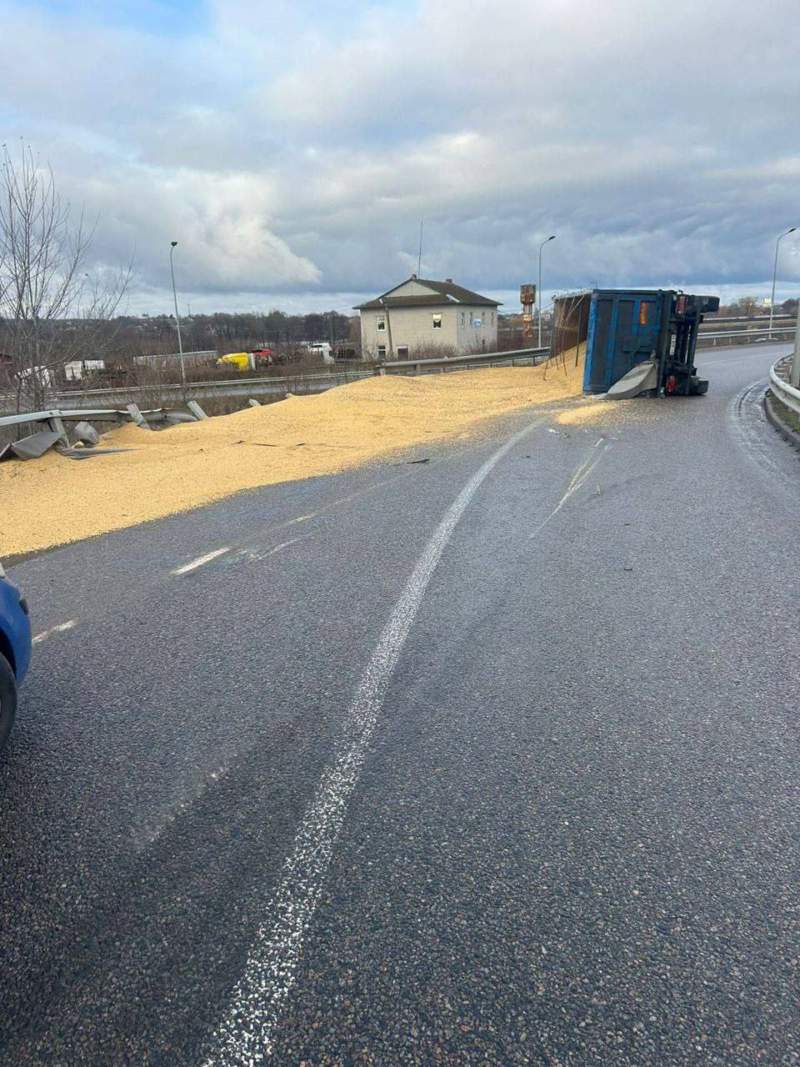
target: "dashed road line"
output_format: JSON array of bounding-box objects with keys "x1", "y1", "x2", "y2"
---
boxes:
[
  {"x1": 32, "y1": 619, "x2": 77, "y2": 644},
  {"x1": 231, "y1": 533, "x2": 314, "y2": 565},
  {"x1": 171, "y1": 547, "x2": 232, "y2": 576},
  {"x1": 201, "y1": 419, "x2": 541, "y2": 1067}
]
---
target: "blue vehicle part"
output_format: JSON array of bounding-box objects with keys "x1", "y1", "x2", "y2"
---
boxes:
[
  {"x1": 0, "y1": 570, "x2": 32, "y2": 682},
  {"x1": 583, "y1": 289, "x2": 665, "y2": 394},
  {"x1": 583, "y1": 289, "x2": 720, "y2": 396}
]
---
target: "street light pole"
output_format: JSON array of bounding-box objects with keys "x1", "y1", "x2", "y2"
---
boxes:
[
  {"x1": 169, "y1": 240, "x2": 186, "y2": 391},
  {"x1": 792, "y1": 287, "x2": 800, "y2": 389},
  {"x1": 769, "y1": 226, "x2": 796, "y2": 338},
  {"x1": 538, "y1": 234, "x2": 556, "y2": 349}
]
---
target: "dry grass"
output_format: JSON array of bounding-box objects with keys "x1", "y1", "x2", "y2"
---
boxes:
[{"x1": 1, "y1": 355, "x2": 584, "y2": 556}]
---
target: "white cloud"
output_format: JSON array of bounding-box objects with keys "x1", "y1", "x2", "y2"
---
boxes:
[{"x1": 1, "y1": 0, "x2": 798, "y2": 310}]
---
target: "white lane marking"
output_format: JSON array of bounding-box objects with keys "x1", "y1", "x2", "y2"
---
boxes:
[
  {"x1": 32, "y1": 619, "x2": 77, "y2": 645},
  {"x1": 528, "y1": 442, "x2": 610, "y2": 540},
  {"x1": 202, "y1": 420, "x2": 541, "y2": 1067},
  {"x1": 237, "y1": 533, "x2": 313, "y2": 564},
  {"x1": 255, "y1": 461, "x2": 446, "y2": 543},
  {"x1": 171, "y1": 547, "x2": 231, "y2": 576},
  {"x1": 264, "y1": 535, "x2": 308, "y2": 557}
]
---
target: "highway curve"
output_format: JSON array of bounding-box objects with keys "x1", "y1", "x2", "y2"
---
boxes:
[{"x1": 1, "y1": 342, "x2": 798, "y2": 1066}]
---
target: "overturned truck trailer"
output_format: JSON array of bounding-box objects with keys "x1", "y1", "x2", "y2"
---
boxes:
[
  {"x1": 582, "y1": 289, "x2": 720, "y2": 398},
  {"x1": 551, "y1": 291, "x2": 592, "y2": 362}
]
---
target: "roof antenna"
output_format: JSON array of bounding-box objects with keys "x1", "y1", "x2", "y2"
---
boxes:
[{"x1": 417, "y1": 217, "x2": 424, "y2": 276}]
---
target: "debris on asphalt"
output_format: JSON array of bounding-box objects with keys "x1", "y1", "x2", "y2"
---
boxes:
[
  {"x1": 556, "y1": 400, "x2": 618, "y2": 425},
  {"x1": 1, "y1": 352, "x2": 586, "y2": 556}
]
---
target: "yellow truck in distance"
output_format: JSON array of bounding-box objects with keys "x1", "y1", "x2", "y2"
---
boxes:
[{"x1": 216, "y1": 348, "x2": 275, "y2": 372}]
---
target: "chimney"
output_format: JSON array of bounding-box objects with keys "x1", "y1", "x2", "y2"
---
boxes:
[
  {"x1": 411, "y1": 273, "x2": 417, "y2": 279},
  {"x1": 445, "y1": 278, "x2": 453, "y2": 283}
]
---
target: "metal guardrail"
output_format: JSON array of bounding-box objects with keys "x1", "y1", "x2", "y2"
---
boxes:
[
  {"x1": 379, "y1": 347, "x2": 548, "y2": 374},
  {"x1": 0, "y1": 348, "x2": 549, "y2": 412},
  {"x1": 0, "y1": 370, "x2": 374, "y2": 412},
  {"x1": 769, "y1": 355, "x2": 800, "y2": 417},
  {"x1": 702, "y1": 315, "x2": 793, "y2": 326},
  {"x1": 698, "y1": 326, "x2": 796, "y2": 345},
  {"x1": 0, "y1": 408, "x2": 122, "y2": 428},
  {"x1": 1, "y1": 333, "x2": 792, "y2": 415}
]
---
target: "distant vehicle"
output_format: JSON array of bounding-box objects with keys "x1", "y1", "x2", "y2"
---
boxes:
[
  {"x1": 302, "y1": 342, "x2": 335, "y2": 365},
  {"x1": 16, "y1": 365, "x2": 53, "y2": 389},
  {"x1": 216, "y1": 349, "x2": 275, "y2": 372},
  {"x1": 0, "y1": 562, "x2": 31, "y2": 751},
  {"x1": 251, "y1": 347, "x2": 276, "y2": 364},
  {"x1": 64, "y1": 359, "x2": 106, "y2": 381}
]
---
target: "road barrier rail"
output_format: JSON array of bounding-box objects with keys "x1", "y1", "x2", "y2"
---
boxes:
[
  {"x1": 378, "y1": 347, "x2": 549, "y2": 375},
  {"x1": 697, "y1": 326, "x2": 796, "y2": 345},
  {"x1": 2, "y1": 333, "x2": 794, "y2": 414},
  {"x1": 769, "y1": 355, "x2": 800, "y2": 417},
  {"x1": 0, "y1": 348, "x2": 549, "y2": 412}
]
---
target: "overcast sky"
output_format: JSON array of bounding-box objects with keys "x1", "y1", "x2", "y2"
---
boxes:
[{"x1": 2, "y1": 0, "x2": 798, "y2": 314}]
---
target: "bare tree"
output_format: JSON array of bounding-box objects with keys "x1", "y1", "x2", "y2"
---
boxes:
[
  {"x1": 731, "y1": 295, "x2": 761, "y2": 318},
  {"x1": 0, "y1": 142, "x2": 130, "y2": 411}
]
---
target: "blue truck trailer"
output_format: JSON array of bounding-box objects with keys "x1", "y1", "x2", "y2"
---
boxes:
[{"x1": 583, "y1": 289, "x2": 719, "y2": 397}]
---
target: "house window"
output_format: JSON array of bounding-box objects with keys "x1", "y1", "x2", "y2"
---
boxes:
[
  {"x1": 460, "y1": 312, "x2": 465, "y2": 326},
  {"x1": 491, "y1": 311, "x2": 495, "y2": 325},
  {"x1": 473, "y1": 316, "x2": 482, "y2": 328},
  {"x1": 432, "y1": 313, "x2": 442, "y2": 329},
  {"x1": 377, "y1": 315, "x2": 386, "y2": 331},
  {"x1": 397, "y1": 346, "x2": 409, "y2": 358},
  {"x1": 377, "y1": 345, "x2": 386, "y2": 359}
]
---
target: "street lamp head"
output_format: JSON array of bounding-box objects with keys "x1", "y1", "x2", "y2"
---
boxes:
[
  {"x1": 548, "y1": 234, "x2": 556, "y2": 241},
  {"x1": 171, "y1": 240, "x2": 178, "y2": 248}
]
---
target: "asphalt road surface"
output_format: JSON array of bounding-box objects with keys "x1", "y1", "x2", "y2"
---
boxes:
[{"x1": 2, "y1": 344, "x2": 799, "y2": 1066}]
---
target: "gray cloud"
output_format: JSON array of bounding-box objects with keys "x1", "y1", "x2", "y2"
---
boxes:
[{"x1": 2, "y1": 0, "x2": 798, "y2": 312}]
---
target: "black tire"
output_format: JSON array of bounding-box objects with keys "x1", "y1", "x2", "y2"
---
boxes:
[{"x1": 0, "y1": 653, "x2": 17, "y2": 752}]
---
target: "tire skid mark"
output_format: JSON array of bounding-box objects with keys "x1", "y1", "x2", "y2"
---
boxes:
[{"x1": 200, "y1": 420, "x2": 543, "y2": 1067}]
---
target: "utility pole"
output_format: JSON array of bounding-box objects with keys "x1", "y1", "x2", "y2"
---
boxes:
[
  {"x1": 169, "y1": 241, "x2": 187, "y2": 392},
  {"x1": 791, "y1": 294, "x2": 800, "y2": 388},
  {"x1": 770, "y1": 227, "x2": 796, "y2": 338},
  {"x1": 538, "y1": 234, "x2": 556, "y2": 348},
  {"x1": 417, "y1": 218, "x2": 424, "y2": 276}
]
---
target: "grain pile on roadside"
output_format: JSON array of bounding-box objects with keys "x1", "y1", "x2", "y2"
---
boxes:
[{"x1": 1, "y1": 353, "x2": 585, "y2": 556}]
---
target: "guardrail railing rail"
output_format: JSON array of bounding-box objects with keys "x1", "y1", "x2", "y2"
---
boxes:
[{"x1": 769, "y1": 355, "x2": 800, "y2": 417}]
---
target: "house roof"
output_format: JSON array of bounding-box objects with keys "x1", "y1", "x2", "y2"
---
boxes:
[{"x1": 355, "y1": 277, "x2": 501, "y2": 310}]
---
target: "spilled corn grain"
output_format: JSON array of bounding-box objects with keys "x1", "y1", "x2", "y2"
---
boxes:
[{"x1": 1, "y1": 355, "x2": 585, "y2": 556}]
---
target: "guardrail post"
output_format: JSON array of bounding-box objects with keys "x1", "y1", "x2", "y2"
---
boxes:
[
  {"x1": 47, "y1": 415, "x2": 69, "y2": 447},
  {"x1": 126, "y1": 403, "x2": 151, "y2": 429}
]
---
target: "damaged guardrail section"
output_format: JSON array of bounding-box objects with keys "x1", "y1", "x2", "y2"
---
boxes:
[{"x1": 0, "y1": 405, "x2": 199, "y2": 462}]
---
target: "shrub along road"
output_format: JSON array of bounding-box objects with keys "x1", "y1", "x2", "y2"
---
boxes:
[{"x1": 0, "y1": 344, "x2": 797, "y2": 1066}]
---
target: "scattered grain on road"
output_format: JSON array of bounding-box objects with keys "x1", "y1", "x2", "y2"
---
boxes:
[
  {"x1": 1, "y1": 355, "x2": 584, "y2": 556},
  {"x1": 556, "y1": 399, "x2": 619, "y2": 425}
]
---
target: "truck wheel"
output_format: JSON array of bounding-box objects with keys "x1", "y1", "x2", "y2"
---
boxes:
[
  {"x1": 0, "y1": 653, "x2": 17, "y2": 752},
  {"x1": 689, "y1": 377, "x2": 709, "y2": 396}
]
